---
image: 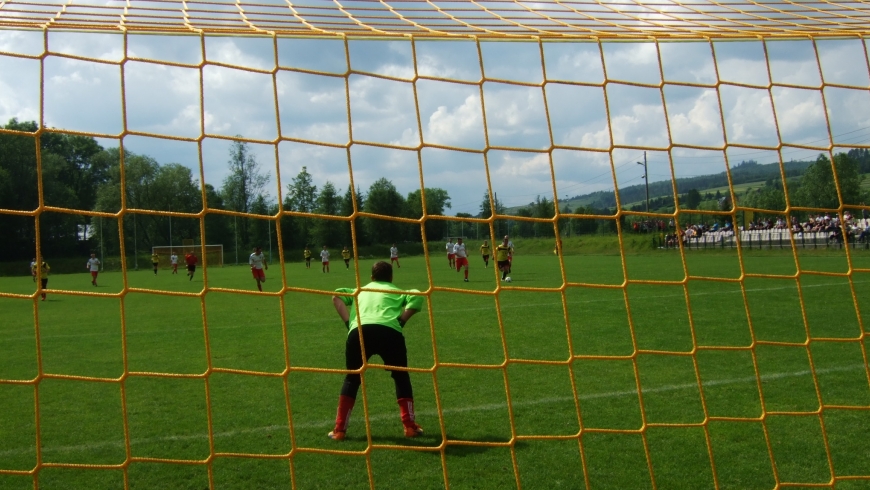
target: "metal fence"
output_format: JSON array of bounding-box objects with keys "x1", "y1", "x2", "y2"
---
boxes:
[{"x1": 659, "y1": 230, "x2": 870, "y2": 250}]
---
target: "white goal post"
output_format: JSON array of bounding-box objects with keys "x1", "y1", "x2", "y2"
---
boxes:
[{"x1": 150, "y1": 245, "x2": 224, "y2": 268}]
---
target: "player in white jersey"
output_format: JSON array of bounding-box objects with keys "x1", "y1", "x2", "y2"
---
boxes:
[
  {"x1": 249, "y1": 247, "x2": 268, "y2": 291},
  {"x1": 446, "y1": 239, "x2": 455, "y2": 268},
  {"x1": 321, "y1": 245, "x2": 330, "y2": 273},
  {"x1": 390, "y1": 243, "x2": 400, "y2": 268},
  {"x1": 170, "y1": 253, "x2": 179, "y2": 274},
  {"x1": 86, "y1": 253, "x2": 101, "y2": 286},
  {"x1": 453, "y1": 237, "x2": 469, "y2": 282}
]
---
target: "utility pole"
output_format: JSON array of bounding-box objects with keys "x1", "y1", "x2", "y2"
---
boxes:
[
  {"x1": 99, "y1": 217, "x2": 104, "y2": 271},
  {"x1": 168, "y1": 203, "x2": 172, "y2": 252},
  {"x1": 637, "y1": 151, "x2": 649, "y2": 213},
  {"x1": 134, "y1": 213, "x2": 138, "y2": 270}
]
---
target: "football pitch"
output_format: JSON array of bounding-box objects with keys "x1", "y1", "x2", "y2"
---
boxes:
[{"x1": 1, "y1": 250, "x2": 870, "y2": 489}]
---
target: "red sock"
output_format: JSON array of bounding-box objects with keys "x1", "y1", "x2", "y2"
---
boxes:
[
  {"x1": 334, "y1": 395, "x2": 355, "y2": 433},
  {"x1": 397, "y1": 398, "x2": 416, "y2": 428}
]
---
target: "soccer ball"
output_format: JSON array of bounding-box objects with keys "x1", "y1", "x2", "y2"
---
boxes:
[{"x1": 505, "y1": 277, "x2": 512, "y2": 282}]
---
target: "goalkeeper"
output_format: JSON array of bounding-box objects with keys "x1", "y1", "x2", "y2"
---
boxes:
[{"x1": 329, "y1": 261, "x2": 425, "y2": 441}]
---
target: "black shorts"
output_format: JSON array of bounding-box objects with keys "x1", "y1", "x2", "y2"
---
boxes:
[
  {"x1": 187, "y1": 264, "x2": 196, "y2": 272},
  {"x1": 497, "y1": 260, "x2": 510, "y2": 270},
  {"x1": 41, "y1": 278, "x2": 48, "y2": 288},
  {"x1": 345, "y1": 324, "x2": 408, "y2": 371}
]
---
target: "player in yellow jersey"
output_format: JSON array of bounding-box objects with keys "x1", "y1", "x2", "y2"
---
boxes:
[
  {"x1": 342, "y1": 246, "x2": 352, "y2": 270},
  {"x1": 496, "y1": 236, "x2": 511, "y2": 282},
  {"x1": 304, "y1": 246, "x2": 312, "y2": 269},
  {"x1": 151, "y1": 253, "x2": 159, "y2": 275},
  {"x1": 36, "y1": 260, "x2": 50, "y2": 301},
  {"x1": 479, "y1": 240, "x2": 490, "y2": 268}
]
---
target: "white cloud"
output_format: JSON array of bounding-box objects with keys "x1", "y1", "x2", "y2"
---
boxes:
[
  {"x1": 714, "y1": 40, "x2": 769, "y2": 87},
  {"x1": 348, "y1": 74, "x2": 419, "y2": 148},
  {"x1": 606, "y1": 85, "x2": 669, "y2": 148},
  {"x1": 602, "y1": 42, "x2": 661, "y2": 85},
  {"x1": 482, "y1": 83, "x2": 550, "y2": 148},
  {"x1": 720, "y1": 85, "x2": 778, "y2": 147},
  {"x1": 666, "y1": 88, "x2": 724, "y2": 147},
  {"x1": 0, "y1": 55, "x2": 40, "y2": 124},
  {"x1": 424, "y1": 94, "x2": 484, "y2": 148},
  {"x1": 772, "y1": 87, "x2": 827, "y2": 147},
  {"x1": 43, "y1": 56, "x2": 123, "y2": 134}
]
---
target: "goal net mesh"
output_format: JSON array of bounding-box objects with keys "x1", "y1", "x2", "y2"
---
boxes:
[{"x1": 1, "y1": 1, "x2": 869, "y2": 489}]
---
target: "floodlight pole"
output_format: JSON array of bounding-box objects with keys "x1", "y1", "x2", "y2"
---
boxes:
[
  {"x1": 637, "y1": 151, "x2": 649, "y2": 213},
  {"x1": 168, "y1": 203, "x2": 172, "y2": 252},
  {"x1": 99, "y1": 217, "x2": 104, "y2": 272},
  {"x1": 134, "y1": 213, "x2": 138, "y2": 271}
]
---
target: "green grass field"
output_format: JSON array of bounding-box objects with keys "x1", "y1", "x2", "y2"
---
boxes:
[{"x1": 2, "y1": 248, "x2": 870, "y2": 489}]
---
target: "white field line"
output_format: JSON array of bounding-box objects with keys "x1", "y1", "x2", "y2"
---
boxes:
[
  {"x1": 1, "y1": 363, "x2": 865, "y2": 458},
  {"x1": 2, "y1": 279, "x2": 865, "y2": 341}
]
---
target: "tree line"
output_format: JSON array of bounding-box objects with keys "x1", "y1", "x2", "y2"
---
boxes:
[{"x1": 0, "y1": 119, "x2": 457, "y2": 262}]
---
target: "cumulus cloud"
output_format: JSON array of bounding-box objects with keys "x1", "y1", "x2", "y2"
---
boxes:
[
  {"x1": 44, "y1": 56, "x2": 124, "y2": 134},
  {"x1": 0, "y1": 55, "x2": 40, "y2": 124},
  {"x1": 348, "y1": 74, "x2": 419, "y2": 148},
  {"x1": 816, "y1": 38, "x2": 870, "y2": 87},
  {"x1": 415, "y1": 40, "x2": 481, "y2": 82},
  {"x1": 772, "y1": 87, "x2": 827, "y2": 146},
  {"x1": 276, "y1": 71, "x2": 349, "y2": 145},
  {"x1": 0, "y1": 32, "x2": 848, "y2": 216},
  {"x1": 659, "y1": 42, "x2": 717, "y2": 84},
  {"x1": 542, "y1": 42, "x2": 604, "y2": 83},
  {"x1": 767, "y1": 39, "x2": 821, "y2": 87},
  {"x1": 714, "y1": 40, "x2": 769, "y2": 87},
  {"x1": 719, "y1": 85, "x2": 778, "y2": 146},
  {"x1": 602, "y1": 42, "x2": 661, "y2": 85},
  {"x1": 202, "y1": 65, "x2": 278, "y2": 140},
  {"x1": 125, "y1": 61, "x2": 201, "y2": 137},
  {"x1": 482, "y1": 83, "x2": 550, "y2": 149},
  {"x1": 606, "y1": 85, "x2": 669, "y2": 148},
  {"x1": 665, "y1": 87, "x2": 724, "y2": 147},
  {"x1": 419, "y1": 78, "x2": 485, "y2": 149}
]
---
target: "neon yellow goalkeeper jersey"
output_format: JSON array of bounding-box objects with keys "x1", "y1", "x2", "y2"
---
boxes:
[{"x1": 335, "y1": 281, "x2": 424, "y2": 335}]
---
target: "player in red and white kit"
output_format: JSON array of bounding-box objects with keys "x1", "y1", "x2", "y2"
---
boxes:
[
  {"x1": 453, "y1": 237, "x2": 469, "y2": 282},
  {"x1": 446, "y1": 239, "x2": 455, "y2": 268},
  {"x1": 321, "y1": 245, "x2": 330, "y2": 273},
  {"x1": 86, "y1": 253, "x2": 101, "y2": 286},
  {"x1": 249, "y1": 247, "x2": 268, "y2": 291},
  {"x1": 170, "y1": 253, "x2": 179, "y2": 274},
  {"x1": 390, "y1": 243, "x2": 401, "y2": 268}
]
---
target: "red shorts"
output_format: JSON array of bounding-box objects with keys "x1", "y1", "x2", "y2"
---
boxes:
[
  {"x1": 391, "y1": 256, "x2": 399, "y2": 261},
  {"x1": 91, "y1": 271, "x2": 98, "y2": 278},
  {"x1": 455, "y1": 257, "x2": 468, "y2": 269},
  {"x1": 448, "y1": 253, "x2": 455, "y2": 259},
  {"x1": 252, "y1": 268, "x2": 265, "y2": 280},
  {"x1": 322, "y1": 261, "x2": 329, "y2": 265}
]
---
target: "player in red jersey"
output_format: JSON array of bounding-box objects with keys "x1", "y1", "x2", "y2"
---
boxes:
[{"x1": 185, "y1": 251, "x2": 198, "y2": 281}]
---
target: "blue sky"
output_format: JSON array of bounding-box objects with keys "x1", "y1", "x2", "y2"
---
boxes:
[{"x1": 2, "y1": 29, "x2": 870, "y2": 215}]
